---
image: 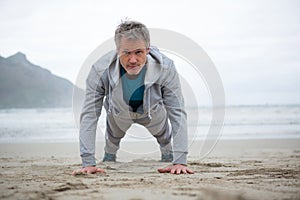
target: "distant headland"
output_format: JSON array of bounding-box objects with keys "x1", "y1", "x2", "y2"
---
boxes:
[{"x1": 0, "y1": 52, "x2": 74, "y2": 108}]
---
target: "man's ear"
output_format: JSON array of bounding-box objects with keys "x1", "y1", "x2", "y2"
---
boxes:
[{"x1": 146, "y1": 47, "x2": 150, "y2": 54}]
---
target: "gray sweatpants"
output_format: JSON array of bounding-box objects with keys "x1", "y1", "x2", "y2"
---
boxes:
[{"x1": 104, "y1": 105, "x2": 173, "y2": 155}]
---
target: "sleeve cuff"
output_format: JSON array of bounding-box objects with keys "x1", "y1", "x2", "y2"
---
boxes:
[
  {"x1": 172, "y1": 151, "x2": 187, "y2": 165},
  {"x1": 81, "y1": 154, "x2": 96, "y2": 167}
]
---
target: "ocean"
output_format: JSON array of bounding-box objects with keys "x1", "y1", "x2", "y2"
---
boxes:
[{"x1": 0, "y1": 105, "x2": 299, "y2": 143}]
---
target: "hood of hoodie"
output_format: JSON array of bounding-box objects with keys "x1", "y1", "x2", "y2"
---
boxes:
[{"x1": 106, "y1": 46, "x2": 166, "y2": 89}]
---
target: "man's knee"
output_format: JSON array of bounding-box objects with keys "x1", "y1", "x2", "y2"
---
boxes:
[
  {"x1": 107, "y1": 133, "x2": 124, "y2": 146},
  {"x1": 154, "y1": 124, "x2": 171, "y2": 145}
]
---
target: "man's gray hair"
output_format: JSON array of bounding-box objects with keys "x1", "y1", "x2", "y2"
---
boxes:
[{"x1": 114, "y1": 20, "x2": 150, "y2": 50}]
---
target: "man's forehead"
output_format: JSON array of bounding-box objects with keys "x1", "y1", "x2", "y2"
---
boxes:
[
  {"x1": 119, "y1": 38, "x2": 147, "y2": 51},
  {"x1": 121, "y1": 47, "x2": 146, "y2": 52}
]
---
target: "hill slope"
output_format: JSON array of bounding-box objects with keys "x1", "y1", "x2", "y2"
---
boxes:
[{"x1": 0, "y1": 52, "x2": 74, "y2": 108}]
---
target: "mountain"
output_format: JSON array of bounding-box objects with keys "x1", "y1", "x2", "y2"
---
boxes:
[{"x1": 0, "y1": 52, "x2": 74, "y2": 108}]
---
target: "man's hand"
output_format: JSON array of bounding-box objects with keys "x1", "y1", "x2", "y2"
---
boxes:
[
  {"x1": 72, "y1": 166, "x2": 106, "y2": 176},
  {"x1": 158, "y1": 164, "x2": 194, "y2": 174}
]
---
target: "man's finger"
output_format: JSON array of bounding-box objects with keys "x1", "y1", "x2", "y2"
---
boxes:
[
  {"x1": 158, "y1": 167, "x2": 171, "y2": 173},
  {"x1": 182, "y1": 168, "x2": 187, "y2": 174},
  {"x1": 72, "y1": 169, "x2": 85, "y2": 176},
  {"x1": 157, "y1": 168, "x2": 168, "y2": 173},
  {"x1": 187, "y1": 168, "x2": 194, "y2": 174},
  {"x1": 176, "y1": 168, "x2": 182, "y2": 174},
  {"x1": 170, "y1": 167, "x2": 177, "y2": 174},
  {"x1": 81, "y1": 168, "x2": 87, "y2": 173},
  {"x1": 96, "y1": 168, "x2": 106, "y2": 174}
]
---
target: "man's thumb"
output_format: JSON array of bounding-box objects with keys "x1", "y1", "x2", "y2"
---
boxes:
[{"x1": 157, "y1": 167, "x2": 170, "y2": 173}]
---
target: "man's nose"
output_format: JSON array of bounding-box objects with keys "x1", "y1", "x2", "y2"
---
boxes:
[{"x1": 129, "y1": 55, "x2": 137, "y2": 63}]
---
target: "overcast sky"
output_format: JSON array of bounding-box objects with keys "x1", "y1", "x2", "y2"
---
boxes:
[{"x1": 0, "y1": 0, "x2": 299, "y2": 105}]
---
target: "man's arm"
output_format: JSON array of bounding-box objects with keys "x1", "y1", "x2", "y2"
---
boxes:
[
  {"x1": 159, "y1": 63, "x2": 194, "y2": 174},
  {"x1": 158, "y1": 62, "x2": 194, "y2": 174},
  {"x1": 79, "y1": 65, "x2": 106, "y2": 167},
  {"x1": 161, "y1": 62, "x2": 188, "y2": 165}
]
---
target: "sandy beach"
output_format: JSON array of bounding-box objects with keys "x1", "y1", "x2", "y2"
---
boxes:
[{"x1": 0, "y1": 138, "x2": 299, "y2": 200}]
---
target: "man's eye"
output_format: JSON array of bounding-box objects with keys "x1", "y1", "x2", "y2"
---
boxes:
[{"x1": 136, "y1": 50, "x2": 143, "y2": 55}]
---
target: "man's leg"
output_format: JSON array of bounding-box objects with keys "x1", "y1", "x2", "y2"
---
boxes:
[
  {"x1": 153, "y1": 121, "x2": 173, "y2": 162},
  {"x1": 104, "y1": 113, "x2": 132, "y2": 161},
  {"x1": 142, "y1": 109, "x2": 173, "y2": 162}
]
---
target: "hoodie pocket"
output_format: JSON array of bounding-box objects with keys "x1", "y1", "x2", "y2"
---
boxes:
[{"x1": 146, "y1": 100, "x2": 167, "y2": 132}]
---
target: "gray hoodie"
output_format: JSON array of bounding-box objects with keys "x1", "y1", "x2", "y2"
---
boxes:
[{"x1": 80, "y1": 47, "x2": 188, "y2": 166}]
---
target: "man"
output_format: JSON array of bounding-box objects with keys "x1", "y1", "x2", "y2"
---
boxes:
[{"x1": 73, "y1": 20, "x2": 194, "y2": 175}]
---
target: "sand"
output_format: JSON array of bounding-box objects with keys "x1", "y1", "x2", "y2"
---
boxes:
[{"x1": 0, "y1": 138, "x2": 299, "y2": 200}]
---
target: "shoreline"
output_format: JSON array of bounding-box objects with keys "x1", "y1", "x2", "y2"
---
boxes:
[{"x1": 1, "y1": 138, "x2": 299, "y2": 160}]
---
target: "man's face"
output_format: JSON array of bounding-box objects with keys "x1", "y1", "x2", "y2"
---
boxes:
[{"x1": 118, "y1": 38, "x2": 149, "y2": 75}]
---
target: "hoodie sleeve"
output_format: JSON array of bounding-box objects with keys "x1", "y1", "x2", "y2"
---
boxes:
[
  {"x1": 161, "y1": 62, "x2": 188, "y2": 165},
  {"x1": 79, "y1": 65, "x2": 105, "y2": 167}
]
